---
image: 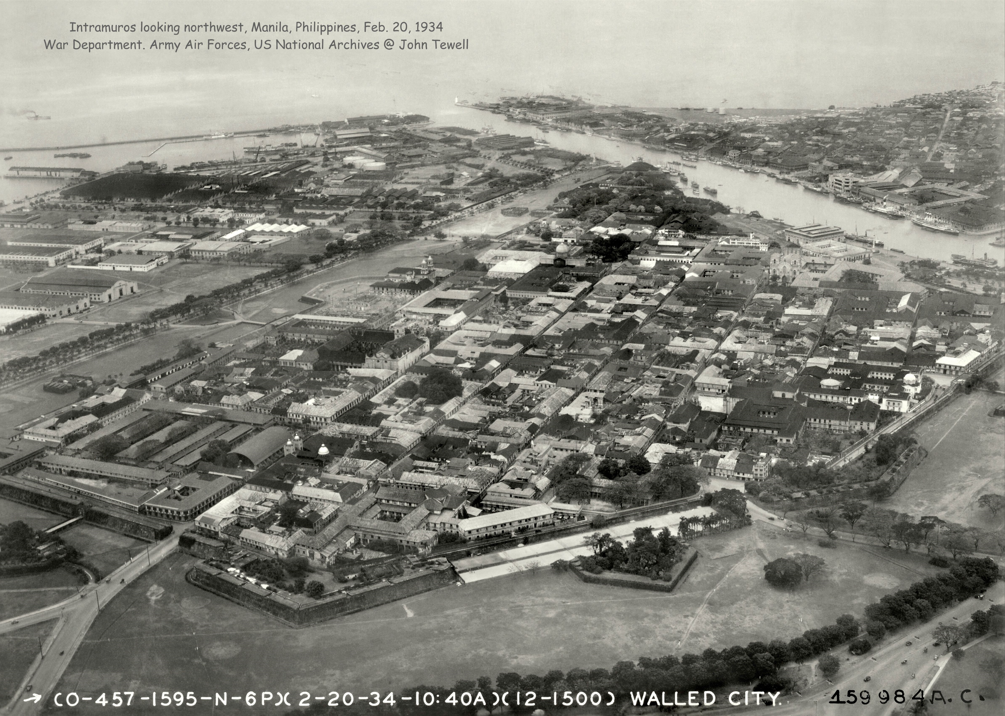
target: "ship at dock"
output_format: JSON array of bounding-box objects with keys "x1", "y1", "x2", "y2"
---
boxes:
[
  {"x1": 845, "y1": 233, "x2": 884, "y2": 248},
  {"x1": 912, "y1": 216, "x2": 960, "y2": 235},
  {"x1": 54, "y1": 152, "x2": 91, "y2": 159},
  {"x1": 952, "y1": 253, "x2": 998, "y2": 268},
  {"x1": 864, "y1": 203, "x2": 905, "y2": 219}
]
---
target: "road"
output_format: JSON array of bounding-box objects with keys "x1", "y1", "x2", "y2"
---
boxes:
[
  {"x1": 727, "y1": 582, "x2": 1003, "y2": 716},
  {"x1": 926, "y1": 106, "x2": 954, "y2": 162},
  {"x1": 1, "y1": 534, "x2": 180, "y2": 716}
]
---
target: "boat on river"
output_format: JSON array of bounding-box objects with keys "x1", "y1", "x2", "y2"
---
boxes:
[{"x1": 913, "y1": 216, "x2": 960, "y2": 235}]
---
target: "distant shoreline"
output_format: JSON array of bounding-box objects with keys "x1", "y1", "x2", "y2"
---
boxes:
[{"x1": 0, "y1": 128, "x2": 279, "y2": 154}]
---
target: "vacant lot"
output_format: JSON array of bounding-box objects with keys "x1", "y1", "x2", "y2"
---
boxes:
[
  {"x1": 887, "y1": 391, "x2": 1005, "y2": 530},
  {"x1": 0, "y1": 620, "x2": 57, "y2": 705},
  {"x1": 930, "y1": 636, "x2": 1003, "y2": 715},
  {"x1": 52, "y1": 524, "x2": 939, "y2": 712}
]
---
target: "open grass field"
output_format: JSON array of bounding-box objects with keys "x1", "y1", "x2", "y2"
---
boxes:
[
  {"x1": 233, "y1": 239, "x2": 460, "y2": 324},
  {"x1": 51, "y1": 524, "x2": 940, "y2": 711},
  {"x1": 930, "y1": 636, "x2": 1003, "y2": 715},
  {"x1": 59, "y1": 524, "x2": 146, "y2": 578},
  {"x1": 0, "y1": 585, "x2": 75, "y2": 623},
  {"x1": 887, "y1": 391, "x2": 1005, "y2": 530},
  {"x1": 0, "y1": 323, "x2": 98, "y2": 364},
  {"x1": 0, "y1": 620, "x2": 57, "y2": 705},
  {"x1": 85, "y1": 262, "x2": 270, "y2": 324},
  {"x1": 0, "y1": 325, "x2": 208, "y2": 438}
]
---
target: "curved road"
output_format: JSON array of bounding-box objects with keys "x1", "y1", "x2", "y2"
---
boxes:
[{"x1": 1, "y1": 535, "x2": 179, "y2": 716}]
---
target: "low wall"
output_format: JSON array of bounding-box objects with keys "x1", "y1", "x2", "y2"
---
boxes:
[
  {"x1": 756, "y1": 444, "x2": 927, "y2": 513},
  {"x1": 0, "y1": 478, "x2": 172, "y2": 542},
  {"x1": 568, "y1": 548, "x2": 698, "y2": 593},
  {"x1": 187, "y1": 561, "x2": 458, "y2": 627},
  {"x1": 0, "y1": 555, "x2": 64, "y2": 577}
]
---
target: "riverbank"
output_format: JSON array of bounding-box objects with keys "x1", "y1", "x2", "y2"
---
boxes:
[{"x1": 458, "y1": 105, "x2": 1002, "y2": 263}]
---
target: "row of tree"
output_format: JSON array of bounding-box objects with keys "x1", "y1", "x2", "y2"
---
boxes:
[
  {"x1": 788, "y1": 502, "x2": 1005, "y2": 558},
  {"x1": 277, "y1": 558, "x2": 999, "y2": 716}
]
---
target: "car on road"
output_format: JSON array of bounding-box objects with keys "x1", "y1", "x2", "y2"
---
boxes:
[
  {"x1": 933, "y1": 642, "x2": 940, "y2": 647},
  {"x1": 906, "y1": 641, "x2": 912, "y2": 646},
  {"x1": 901, "y1": 660, "x2": 908, "y2": 665},
  {"x1": 863, "y1": 676, "x2": 872, "y2": 682}
]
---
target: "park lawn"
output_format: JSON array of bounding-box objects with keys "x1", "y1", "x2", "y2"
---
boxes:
[
  {"x1": 59, "y1": 524, "x2": 146, "y2": 577},
  {"x1": 0, "y1": 620, "x2": 57, "y2": 705},
  {"x1": 887, "y1": 391, "x2": 1005, "y2": 530},
  {"x1": 52, "y1": 524, "x2": 944, "y2": 713},
  {"x1": 929, "y1": 636, "x2": 1003, "y2": 715}
]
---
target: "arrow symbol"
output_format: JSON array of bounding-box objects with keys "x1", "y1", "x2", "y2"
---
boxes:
[{"x1": 23, "y1": 694, "x2": 41, "y2": 703}]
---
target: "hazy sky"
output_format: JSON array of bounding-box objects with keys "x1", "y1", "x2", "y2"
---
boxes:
[{"x1": 4, "y1": 0, "x2": 1004, "y2": 112}]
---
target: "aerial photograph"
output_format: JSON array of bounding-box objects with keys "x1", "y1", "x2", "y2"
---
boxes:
[{"x1": 0, "y1": 1, "x2": 1003, "y2": 715}]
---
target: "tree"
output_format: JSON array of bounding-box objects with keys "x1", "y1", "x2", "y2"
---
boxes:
[
  {"x1": 787, "y1": 637, "x2": 813, "y2": 662},
  {"x1": 395, "y1": 381, "x2": 419, "y2": 399},
  {"x1": 818, "y1": 654, "x2": 840, "y2": 679},
  {"x1": 417, "y1": 368, "x2": 463, "y2": 405},
  {"x1": 764, "y1": 558, "x2": 803, "y2": 589},
  {"x1": 792, "y1": 553, "x2": 827, "y2": 583},
  {"x1": 626, "y1": 454, "x2": 652, "y2": 475},
  {"x1": 586, "y1": 233, "x2": 634, "y2": 263},
  {"x1": 867, "y1": 481, "x2": 892, "y2": 503},
  {"x1": 597, "y1": 457, "x2": 625, "y2": 480},
  {"x1": 977, "y1": 493, "x2": 1005, "y2": 518},
  {"x1": 305, "y1": 580, "x2": 325, "y2": 599},
  {"x1": 812, "y1": 506, "x2": 843, "y2": 539},
  {"x1": 1, "y1": 521, "x2": 35, "y2": 555},
  {"x1": 557, "y1": 477, "x2": 592, "y2": 503},
  {"x1": 944, "y1": 529, "x2": 973, "y2": 560},
  {"x1": 277, "y1": 501, "x2": 301, "y2": 528},
  {"x1": 840, "y1": 501, "x2": 868, "y2": 541},
  {"x1": 932, "y1": 623, "x2": 964, "y2": 651},
  {"x1": 860, "y1": 507, "x2": 895, "y2": 547},
  {"x1": 848, "y1": 637, "x2": 872, "y2": 655},
  {"x1": 89, "y1": 434, "x2": 129, "y2": 460}
]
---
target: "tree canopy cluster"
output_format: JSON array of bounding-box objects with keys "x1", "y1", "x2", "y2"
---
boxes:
[
  {"x1": 0, "y1": 521, "x2": 39, "y2": 560},
  {"x1": 417, "y1": 368, "x2": 463, "y2": 405},
  {"x1": 585, "y1": 233, "x2": 635, "y2": 263},
  {"x1": 581, "y1": 526, "x2": 687, "y2": 580},
  {"x1": 763, "y1": 553, "x2": 827, "y2": 590}
]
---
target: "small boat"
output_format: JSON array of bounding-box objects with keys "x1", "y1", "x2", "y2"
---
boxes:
[
  {"x1": 989, "y1": 237, "x2": 1005, "y2": 248},
  {"x1": 703, "y1": 186, "x2": 717, "y2": 196},
  {"x1": 3, "y1": 156, "x2": 11, "y2": 161}
]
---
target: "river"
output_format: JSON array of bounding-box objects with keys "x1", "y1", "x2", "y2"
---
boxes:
[
  {"x1": 3, "y1": 102, "x2": 1003, "y2": 266},
  {"x1": 434, "y1": 106, "x2": 1005, "y2": 265}
]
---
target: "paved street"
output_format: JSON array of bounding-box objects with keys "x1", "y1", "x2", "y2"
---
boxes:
[{"x1": 1, "y1": 535, "x2": 179, "y2": 716}]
